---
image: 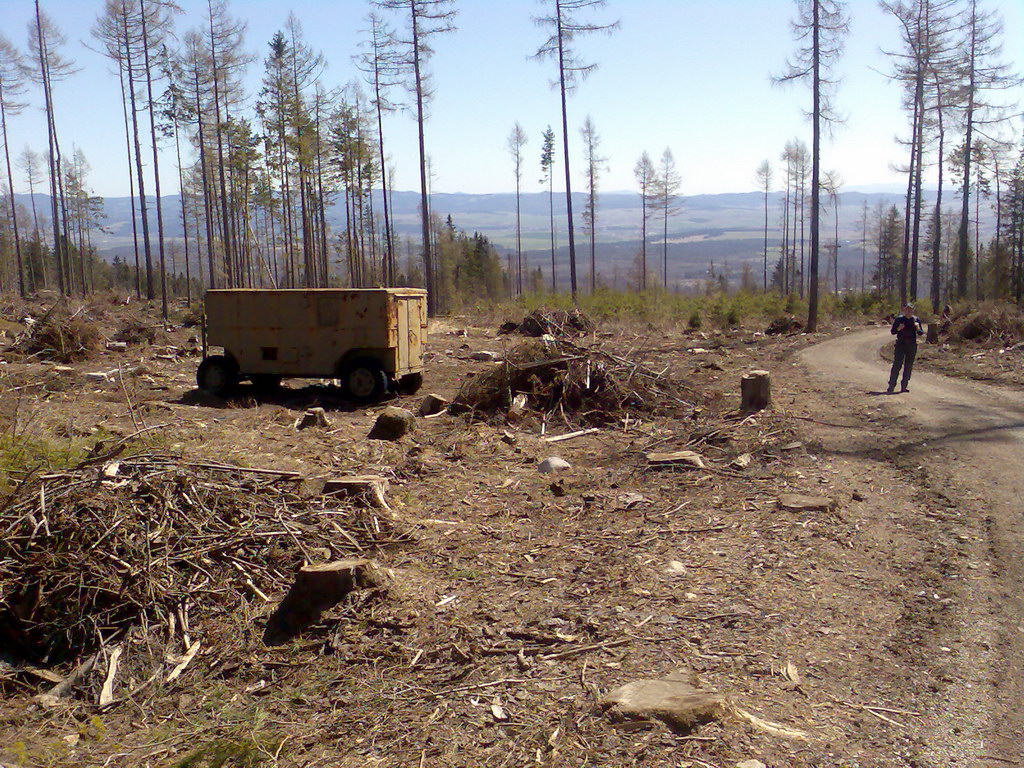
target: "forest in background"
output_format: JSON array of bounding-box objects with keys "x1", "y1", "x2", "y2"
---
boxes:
[{"x1": 0, "y1": 0, "x2": 1021, "y2": 322}]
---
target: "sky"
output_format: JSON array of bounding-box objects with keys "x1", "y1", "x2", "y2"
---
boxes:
[{"x1": 1, "y1": 0, "x2": 1022, "y2": 200}]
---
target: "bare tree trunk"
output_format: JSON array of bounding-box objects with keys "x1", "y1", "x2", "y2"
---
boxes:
[
  {"x1": 173, "y1": 118, "x2": 192, "y2": 306},
  {"x1": 410, "y1": 6, "x2": 435, "y2": 313},
  {"x1": 193, "y1": 58, "x2": 217, "y2": 289},
  {"x1": 0, "y1": 91, "x2": 25, "y2": 297},
  {"x1": 122, "y1": 4, "x2": 154, "y2": 300},
  {"x1": 34, "y1": 0, "x2": 65, "y2": 295},
  {"x1": 140, "y1": 0, "x2": 168, "y2": 316},
  {"x1": 807, "y1": 0, "x2": 821, "y2": 332},
  {"x1": 956, "y1": 0, "x2": 977, "y2": 299},
  {"x1": 208, "y1": 1, "x2": 234, "y2": 286},
  {"x1": 762, "y1": 182, "x2": 769, "y2": 290},
  {"x1": 910, "y1": 63, "x2": 925, "y2": 302},
  {"x1": 117, "y1": 54, "x2": 141, "y2": 298},
  {"x1": 554, "y1": 3, "x2": 578, "y2": 302},
  {"x1": 549, "y1": 173, "x2": 556, "y2": 293}
]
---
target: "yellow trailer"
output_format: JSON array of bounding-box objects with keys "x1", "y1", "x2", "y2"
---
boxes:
[{"x1": 198, "y1": 288, "x2": 427, "y2": 402}]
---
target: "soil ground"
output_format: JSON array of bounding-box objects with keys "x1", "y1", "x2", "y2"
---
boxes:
[{"x1": 1, "y1": 300, "x2": 1022, "y2": 768}]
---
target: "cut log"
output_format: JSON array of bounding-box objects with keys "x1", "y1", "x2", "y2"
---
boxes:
[
  {"x1": 542, "y1": 427, "x2": 600, "y2": 444},
  {"x1": 263, "y1": 559, "x2": 386, "y2": 645},
  {"x1": 777, "y1": 493, "x2": 835, "y2": 513},
  {"x1": 322, "y1": 475, "x2": 391, "y2": 511},
  {"x1": 647, "y1": 450, "x2": 706, "y2": 469},
  {"x1": 740, "y1": 370, "x2": 771, "y2": 412}
]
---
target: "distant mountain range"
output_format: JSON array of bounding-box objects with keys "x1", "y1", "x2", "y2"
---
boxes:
[{"x1": 14, "y1": 188, "x2": 992, "y2": 289}]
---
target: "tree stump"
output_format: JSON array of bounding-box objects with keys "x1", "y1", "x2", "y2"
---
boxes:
[
  {"x1": 926, "y1": 323, "x2": 939, "y2": 343},
  {"x1": 263, "y1": 559, "x2": 385, "y2": 645},
  {"x1": 368, "y1": 407, "x2": 416, "y2": 440},
  {"x1": 740, "y1": 370, "x2": 771, "y2": 411},
  {"x1": 322, "y1": 475, "x2": 391, "y2": 511}
]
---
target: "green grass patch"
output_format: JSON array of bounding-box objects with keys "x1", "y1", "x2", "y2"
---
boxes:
[
  {"x1": 0, "y1": 432, "x2": 86, "y2": 495},
  {"x1": 174, "y1": 735, "x2": 285, "y2": 768},
  {"x1": 488, "y1": 289, "x2": 894, "y2": 329}
]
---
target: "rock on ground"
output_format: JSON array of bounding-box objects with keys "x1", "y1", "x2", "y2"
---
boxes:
[
  {"x1": 537, "y1": 456, "x2": 571, "y2": 474},
  {"x1": 368, "y1": 407, "x2": 416, "y2": 441},
  {"x1": 730, "y1": 453, "x2": 753, "y2": 470},
  {"x1": 599, "y1": 669, "x2": 726, "y2": 734}
]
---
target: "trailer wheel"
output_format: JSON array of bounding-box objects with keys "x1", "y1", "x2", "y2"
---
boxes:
[
  {"x1": 397, "y1": 372, "x2": 424, "y2": 395},
  {"x1": 197, "y1": 355, "x2": 238, "y2": 397},
  {"x1": 340, "y1": 358, "x2": 388, "y2": 404}
]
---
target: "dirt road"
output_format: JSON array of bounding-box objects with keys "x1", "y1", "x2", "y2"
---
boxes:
[{"x1": 799, "y1": 328, "x2": 1024, "y2": 764}]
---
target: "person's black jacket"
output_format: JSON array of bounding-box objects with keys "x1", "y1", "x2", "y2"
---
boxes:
[{"x1": 891, "y1": 314, "x2": 923, "y2": 345}]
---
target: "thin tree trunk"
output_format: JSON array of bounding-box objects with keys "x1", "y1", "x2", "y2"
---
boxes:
[
  {"x1": 370, "y1": 66, "x2": 394, "y2": 286},
  {"x1": 0, "y1": 93, "x2": 25, "y2": 297},
  {"x1": 117, "y1": 52, "x2": 141, "y2": 298},
  {"x1": 763, "y1": 184, "x2": 769, "y2": 290},
  {"x1": 931, "y1": 81, "x2": 946, "y2": 313},
  {"x1": 910, "y1": 62, "x2": 925, "y2": 302},
  {"x1": 549, "y1": 174, "x2": 556, "y2": 292},
  {"x1": 781, "y1": 161, "x2": 790, "y2": 293},
  {"x1": 122, "y1": 3, "x2": 154, "y2": 300},
  {"x1": 515, "y1": 167, "x2": 523, "y2": 295},
  {"x1": 410, "y1": 6, "x2": 435, "y2": 314},
  {"x1": 140, "y1": 0, "x2": 168, "y2": 316},
  {"x1": 555, "y1": 1, "x2": 578, "y2": 302},
  {"x1": 807, "y1": 0, "x2": 821, "y2": 332},
  {"x1": 35, "y1": 0, "x2": 65, "y2": 295},
  {"x1": 208, "y1": 1, "x2": 234, "y2": 286},
  {"x1": 956, "y1": 0, "x2": 977, "y2": 299},
  {"x1": 193, "y1": 57, "x2": 216, "y2": 289},
  {"x1": 173, "y1": 119, "x2": 192, "y2": 305}
]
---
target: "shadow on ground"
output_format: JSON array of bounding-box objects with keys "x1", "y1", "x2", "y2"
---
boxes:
[{"x1": 174, "y1": 382, "x2": 398, "y2": 413}]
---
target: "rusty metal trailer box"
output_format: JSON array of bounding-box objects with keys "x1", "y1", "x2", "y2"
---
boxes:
[{"x1": 197, "y1": 288, "x2": 427, "y2": 402}]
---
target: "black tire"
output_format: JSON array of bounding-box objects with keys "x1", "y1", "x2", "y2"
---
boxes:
[
  {"x1": 339, "y1": 358, "x2": 389, "y2": 404},
  {"x1": 197, "y1": 355, "x2": 238, "y2": 397},
  {"x1": 397, "y1": 372, "x2": 424, "y2": 395},
  {"x1": 249, "y1": 374, "x2": 283, "y2": 392}
]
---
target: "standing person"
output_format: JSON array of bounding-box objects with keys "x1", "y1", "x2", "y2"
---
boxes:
[{"x1": 887, "y1": 303, "x2": 924, "y2": 393}]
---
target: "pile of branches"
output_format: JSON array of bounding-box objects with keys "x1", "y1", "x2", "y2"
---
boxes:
[
  {"x1": 14, "y1": 307, "x2": 100, "y2": 363},
  {"x1": 114, "y1": 316, "x2": 167, "y2": 345},
  {"x1": 765, "y1": 315, "x2": 803, "y2": 335},
  {"x1": 498, "y1": 308, "x2": 595, "y2": 338},
  {"x1": 0, "y1": 453, "x2": 403, "y2": 663},
  {"x1": 943, "y1": 302, "x2": 1024, "y2": 347},
  {"x1": 452, "y1": 339, "x2": 693, "y2": 425}
]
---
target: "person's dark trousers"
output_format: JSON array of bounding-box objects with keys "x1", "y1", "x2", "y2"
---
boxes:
[{"x1": 888, "y1": 342, "x2": 917, "y2": 390}]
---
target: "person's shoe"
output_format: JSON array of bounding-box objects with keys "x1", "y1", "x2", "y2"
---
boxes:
[
  {"x1": 900, "y1": 386, "x2": 910, "y2": 393},
  {"x1": 886, "y1": 387, "x2": 895, "y2": 394}
]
